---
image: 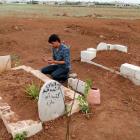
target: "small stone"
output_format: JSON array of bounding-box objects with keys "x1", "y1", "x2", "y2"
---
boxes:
[
  {"x1": 69, "y1": 73, "x2": 77, "y2": 78},
  {"x1": 64, "y1": 28, "x2": 70, "y2": 32},
  {"x1": 71, "y1": 134, "x2": 76, "y2": 139},
  {"x1": 99, "y1": 35, "x2": 106, "y2": 39},
  {"x1": 14, "y1": 26, "x2": 19, "y2": 30}
]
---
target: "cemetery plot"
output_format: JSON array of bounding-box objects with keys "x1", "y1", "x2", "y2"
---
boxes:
[
  {"x1": 93, "y1": 50, "x2": 138, "y2": 71},
  {"x1": 0, "y1": 69, "x2": 43, "y2": 121},
  {"x1": 0, "y1": 70, "x2": 72, "y2": 121},
  {"x1": 0, "y1": 68, "x2": 76, "y2": 138}
]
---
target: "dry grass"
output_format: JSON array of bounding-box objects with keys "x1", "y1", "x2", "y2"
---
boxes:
[{"x1": 0, "y1": 4, "x2": 140, "y2": 19}]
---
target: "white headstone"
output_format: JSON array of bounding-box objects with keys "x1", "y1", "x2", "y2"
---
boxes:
[
  {"x1": 38, "y1": 80, "x2": 65, "y2": 122},
  {"x1": 0, "y1": 55, "x2": 11, "y2": 73}
]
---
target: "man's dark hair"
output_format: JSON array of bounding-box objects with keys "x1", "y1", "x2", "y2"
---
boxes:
[{"x1": 48, "y1": 34, "x2": 61, "y2": 43}]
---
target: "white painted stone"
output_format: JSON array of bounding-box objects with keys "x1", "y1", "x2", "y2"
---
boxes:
[
  {"x1": 2, "y1": 112, "x2": 16, "y2": 132},
  {"x1": 0, "y1": 55, "x2": 11, "y2": 73},
  {"x1": 120, "y1": 63, "x2": 136, "y2": 78},
  {"x1": 120, "y1": 63, "x2": 140, "y2": 85},
  {"x1": 0, "y1": 105, "x2": 11, "y2": 116},
  {"x1": 87, "y1": 48, "x2": 96, "y2": 52},
  {"x1": 68, "y1": 78, "x2": 85, "y2": 94},
  {"x1": 107, "y1": 44, "x2": 116, "y2": 50},
  {"x1": 114, "y1": 44, "x2": 127, "y2": 53},
  {"x1": 96, "y1": 42, "x2": 127, "y2": 52},
  {"x1": 0, "y1": 102, "x2": 11, "y2": 117},
  {"x1": 12, "y1": 66, "x2": 49, "y2": 82},
  {"x1": 0, "y1": 101, "x2": 10, "y2": 118},
  {"x1": 8, "y1": 120, "x2": 42, "y2": 138},
  {"x1": 21, "y1": 65, "x2": 34, "y2": 72},
  {"x1": 31, "y1": 70, "x2": 50, "y2": 82},
  {"x1": 121, "y1": 63, "x2": 140, "y2": 73},
  {"x1": 69, "y1": 73, "x2": 77, "y2": 78},
  {"x1": 87, "y1": 48, "x2": 97, "y2": 58},
  {"x1": 131, "y1": 78, "x2": 140, "y2": 85},
  {"x1": 38, "y1": 80, "x2": 65, "y2": 122},
  {"x1": 135, "y1": 70, "x2": 140, "y2": 80},
  {"x1": 81, "y1": 50, "x2": 96, "y2": 61},
  {"x1": 2, "y1": 111, "x2": 15, "y2": 123},
  {"x1": 96, "y1": 42, "x2": 108, "y2": 51}
]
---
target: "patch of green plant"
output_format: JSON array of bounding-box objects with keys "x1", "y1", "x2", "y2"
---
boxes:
[
  {"x1": 14, "y1": 131, "x2": 27, "y2": 140},
  {"x1": 77, "y1": 79, "x2": 92, "y2": 114},
  {"x1": 25, "y1": 82, "x2": 41, "y2": 100},
  {"x1": 77, "y1": 95, "x2": 89, "y2": 114},
  {"x1": 84, "y1": 79, "x2": 92, "y2": 97},
  {"x1": 11, "y1": 54, "x2": 21, "y2": 67}
]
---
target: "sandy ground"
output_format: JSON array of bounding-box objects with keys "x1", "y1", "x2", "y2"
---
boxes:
[{"x1": 0, "y1": 17, "x2": 140, "y2": 140}]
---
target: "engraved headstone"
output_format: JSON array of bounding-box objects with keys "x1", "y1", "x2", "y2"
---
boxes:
[{"x1": 38, "y1": 80, "x2": 65, "y2": 122}]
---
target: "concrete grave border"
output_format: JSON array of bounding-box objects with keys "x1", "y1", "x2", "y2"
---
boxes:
[
  {"x1": 96, "y1": 42, "x2": 128, "y2": 53},
  {"x1": 81, "y1": 59, "x2": 140, "y2": 86},
  {"x1": 120, "y1": 63, "x2": 140, "y2": 85},
  {"x1": 81, "y1": 59, "x2": 121, "y2": 75},
  {"x1": 81, "y1": 48, "x2": 97, "y2": 61},
  {"x1": 0, "y1": 96, "x2": 42, "y2": 138}
]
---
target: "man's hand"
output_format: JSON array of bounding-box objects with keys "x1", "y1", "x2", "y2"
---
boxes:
[
  {"x1": 47, "y1": 59, "x2": 55, "y2": 64},
  {"x1": 42, "y1": 56, "x2": 55, "y2": 64},
  {"x1": 42, "y1": 56, "x2": 65, "y2": 65}
]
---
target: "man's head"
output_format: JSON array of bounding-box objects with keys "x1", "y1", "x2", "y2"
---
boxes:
[{"x1": 48, "y1": 34, "x2": 61, "y2": 48}]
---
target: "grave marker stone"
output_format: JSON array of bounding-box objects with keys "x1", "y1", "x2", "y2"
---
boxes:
[
  {"x1": 0, "y1": 55, "x2": 11, "y2": 73},
  {"x1": 38, "y1": 80, "x2": 65, "y2": 122}
]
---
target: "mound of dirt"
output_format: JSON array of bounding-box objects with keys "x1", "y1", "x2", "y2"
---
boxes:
[
  {"x1": 93, "y1": 50, "x2": 140, "y2": 71},
  {"x1": 0, "y1": 69, "x2": 43, "y2": 121}
]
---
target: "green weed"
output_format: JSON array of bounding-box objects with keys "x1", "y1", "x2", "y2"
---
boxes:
[
  {"x1": 14, "y1": 131, "x2": 27, "y2": 140},
  {"x1": 25, "y1": 82, "x2": 41, "y2": 100},
  {"x1": 77, "y1": 79, "x2": 92, "y2": 114}
]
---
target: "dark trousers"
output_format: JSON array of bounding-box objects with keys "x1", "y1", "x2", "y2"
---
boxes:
[{"x1": 41, "y1": 65, "x2": 69, "y2": 81}]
